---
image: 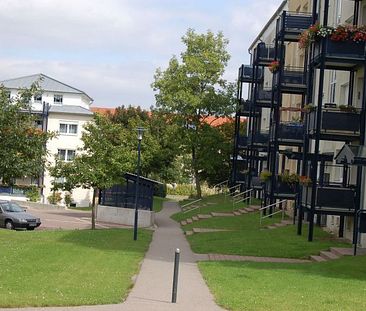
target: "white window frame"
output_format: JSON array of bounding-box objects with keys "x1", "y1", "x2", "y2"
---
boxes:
[
  {"x1": 57, "y1": 149, "x2": 76, "y2": 162},
  {"x1": 59, "y1": 121, "x2": 78, "y2": 136},
  {"x1": 329, "y1": 71, "x2": 337, "y2": 104},
  {"x1": 34, "y1": 93, "x2": 42, "y2": 103},
  {"x1": 54, "y1": 94, "x2": 63, "y2": 105}
]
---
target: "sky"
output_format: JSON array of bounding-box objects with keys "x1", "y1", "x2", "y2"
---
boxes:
[{"x1": 0, "y1": 0, "x2": 283, "y2": 109}]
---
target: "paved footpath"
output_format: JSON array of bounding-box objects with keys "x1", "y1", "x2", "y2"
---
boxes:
[{"x1": 1, "y1": 201, "x2": 224, "y2": 311}]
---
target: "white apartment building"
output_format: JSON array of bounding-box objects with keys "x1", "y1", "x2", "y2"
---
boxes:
[{"x1": 0, "y1": 73, "x2": 94, "y2": 207}]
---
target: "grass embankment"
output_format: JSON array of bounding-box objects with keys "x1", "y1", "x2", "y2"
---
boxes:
[
  {"x1": 173, "y1": 194, "x2": 349, "y2": 258},
  {"x1": 171, "y1": 194, "x2": 261, "y2": 223},
  {"x1": 0, "y1": 229, "x2": 152, "y2": 307},
  {"x1": 185, "y1": 212, "x2": 348, "y2": 258},
  {"x1": 199, "y1": 256, "x2": 366, "y2": 311}
]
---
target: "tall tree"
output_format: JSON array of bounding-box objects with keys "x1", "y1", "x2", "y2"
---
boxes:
[
  {"x1": 152, "y1": 29, "x2": 236, "y2": 197},
  {"x1": 50, "y1": 114, "x2": 135, "y2": 229},
  {"x1": 0, "y1": 84, "x2": 54, "y2": 185}
]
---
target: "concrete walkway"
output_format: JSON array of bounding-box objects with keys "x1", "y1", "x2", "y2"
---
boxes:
[{"x1": 0, "y1": 201, "x2": 224, "y2": 311}]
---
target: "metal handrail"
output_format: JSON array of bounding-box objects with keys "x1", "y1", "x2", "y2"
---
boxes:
[
  {"x1": 181, "y1": 198, "x2": 202, "y2": 211},
  {"x1": 225, "y1": 184, "x2": 241, "y2": 197},
  {"x1": 214, "y1": 180, "x2": 228, "y2": 194},
  {"x1": 233, "y1": 189, "x2": 253, "y2": 208},
  {"x1": 259, "y1": 199, "x2": 287, "y2": 226}
]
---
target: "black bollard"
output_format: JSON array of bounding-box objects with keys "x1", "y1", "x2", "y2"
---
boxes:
[{"x1": 171, "y1": 248, "x2": 180, "y2": 303}]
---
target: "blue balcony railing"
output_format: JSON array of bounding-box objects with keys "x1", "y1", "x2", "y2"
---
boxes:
[
  {"x1": 277, "y1": 11, "x2": 313, "y2": 41},
  {"x1": 237, "y1": 135, "x2": 248, "y2": 148},
  {"x1": 307, "y1": 108, "x2": 361, "y2": 139},
  {"x1": 238, "y1": 65, "x2": 263, "y2": 83},
  {"x1": 273, "y1": 66, "x2": 307, "y2": 91},
  {"x1": 248, "y1": 131, "x2": 269, "y2": 145},
  {"x1": 271, "y1": 122, "x2": 304, "y2": 145},
  {"x1": 254, "y1": 43, "x2": 275, "y2": 65}
]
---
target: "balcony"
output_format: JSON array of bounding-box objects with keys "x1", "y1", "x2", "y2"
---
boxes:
[
  {"x1": 277, "y1": 11, "x2": 313, "y2": 42},
  {"x1": 273, "y1": 66, "x2": 307, "y2": 94},
  {"x1": 238, "y1": 99, "x2": 260, "y2": 117},
  {"x1": 254, "y1": 89, "x2": 272, "y2": 108},
  {"x1": 312, "y1": 37, "x2": 366, "y2": 70},
  {"x1": 238, "y1": 65, "x2": 263, "y2": 83},
  {"x1": 237, "y1": 135, "x2": 248, "y2": 149},
  {"x1": 270, "y1": 122, "x2": 304, "y2": 146},
  {"x1": 301, "y1": 185, "x2": 355, "y2": 215},
  {"x1": 307, "y1": 107, "x2": 361, "y2": 141},
  {"x1": 248, "y1": 131, "x2": 269, "y2": 149},
  {"x1": 266, "y1": 176, "x2": 298, "y2": 199},
  {"x1": 253, "y1": 42, "x2": 275, "y2": 66}
]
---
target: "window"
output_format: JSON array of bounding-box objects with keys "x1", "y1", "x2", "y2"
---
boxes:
[
  {"x1": 58, "y1": 149, "x2": 75, "y2": 162},
  {"x1": 59, "y1": 122, "x2": 78, "y2": 135},
  {"x1": 34, "y1": 93, "x2": 42, "y2": 103},
  {"x1": 54, "y1": 94, "x2": 63, "y2": 104},
  {"x1": 329, "y1": 71, "x2": 337, "y2": 104}
]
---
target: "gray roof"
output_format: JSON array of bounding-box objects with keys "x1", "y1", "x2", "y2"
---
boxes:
[
  {"x1": 0, "y1": 73, "x2": 93, "y2": 101},
  {"x1": 49, "y1": 105, "x2": 94, "y2": 116}
]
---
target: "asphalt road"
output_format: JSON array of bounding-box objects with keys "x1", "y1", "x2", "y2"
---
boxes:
[{"x1": 24, "y1": 207, "x2": 126, "y2": 230}]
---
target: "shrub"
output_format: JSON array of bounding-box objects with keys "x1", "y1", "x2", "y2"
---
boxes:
[
  {"x1": 25, "y1": 186, "x2": 40, "y2": 202},
  {"x1": 47, "y1": 192, "x2": 62, "y2": 205},
  {"x1": 259, "y1": 170, "x2": 272, "y2": 182},
  {"x1": 64, "y1": 193, "x2": 73, "y2": 207}
]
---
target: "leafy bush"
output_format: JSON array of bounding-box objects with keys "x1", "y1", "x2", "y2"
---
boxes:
[
  {"x1": 167, "y1": 184, "x2": 196, "y2": 196},
  {"x1": 47, "y1": 192, "x2": 62, "y2": 205},
  {"x1": 25, "y1": 186, "x2": 40, "y2": 202},
  {"x1": 259, "y1": 170, "x2": 272, "y2": 182}
]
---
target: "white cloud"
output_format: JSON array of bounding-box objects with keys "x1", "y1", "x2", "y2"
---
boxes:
[{"x1": 0, "y1": 0, "x2": 284, "y2": 108}]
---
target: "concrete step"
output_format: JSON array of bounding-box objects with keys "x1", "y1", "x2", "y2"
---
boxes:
[
  {"x1": 281, "y1": 220, "x2": 293, "y2": 225},
  {"x1": 211, "y1": 212, "x2": 235, "y2": 217},
  {"x1": 310, "y1": 255, "x2": 327, "y2": 262},
  {"x1": 192, "y1": 228, "x2": 228, "y2": 233},
  {"x1": 233, "y1": 211, "x2": 242, "y2": 216},
  {"x1": 238, "y1": 209, "x2": 248, "y2": 214},
  {"x1": 274, "y1": 222, "x2": 287, "y2": 227},
  {"x1": 185, "y1": 230, "x2": 194, "y2": 236},
  {"x1": 192, "y1": 216, "x2": 199, "y2": 221},
  {"x1": 249, "y1": 205, "x2": 261, "y2": 210},
  {"x1": 320, "y1": 251, "x2": 339, "y2": 260},
  {"x1": 197, "y1": 214, "x2": 212, "y2": 219},
  {"x1": 244, "y1": 207, "x2": 255, "y2": 212},
  {"x1": 180, "y1": 220, "x2": 187, "y2": 226},
  {"x1": 267, "y1": 225, "x2": 277, "y2": 230},
  {"x1": 186, "y1": 218, "x2": 193, "y2": 224}
]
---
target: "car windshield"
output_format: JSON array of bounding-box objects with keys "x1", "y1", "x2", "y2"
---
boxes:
[{"x1": 0, "y1": 202, "x2": 24, "y2": 212}]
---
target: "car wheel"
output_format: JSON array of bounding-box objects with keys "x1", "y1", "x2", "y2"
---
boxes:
[{"x1": 5, "y1": 220, "x2": 14, "y2": 230}]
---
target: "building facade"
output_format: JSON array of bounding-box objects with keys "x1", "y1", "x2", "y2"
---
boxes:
[
  {"x1": 0, "y1": 73, "x2": 94, "y2": 206},
  {"x1": 232, "y1": 0, "x2": 366, "y2": 248}
]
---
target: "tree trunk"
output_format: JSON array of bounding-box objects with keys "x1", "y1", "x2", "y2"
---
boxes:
[
  {"x1": 91, "y1": 187, "x2": 99, "y2": 230},
  {"x1": 192, "y1": 146, "x2": 202, "y2": 198}
]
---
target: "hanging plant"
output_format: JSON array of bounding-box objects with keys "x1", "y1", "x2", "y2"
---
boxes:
[
  {"x1": 338, "y1": 105, "x2": 358, "y2": 113},
  {"x1": 268, "y1": 60, "x2": 280, "y2": 73},
  {"x1": 259, "y1": 170, "x2": 272, "y2": 182},
  {"x1": 299, "y1": 176, "x2": 312, "y2": 186}
]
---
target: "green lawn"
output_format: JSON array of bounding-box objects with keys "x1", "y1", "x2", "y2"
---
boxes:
[
  {"x1": 199, "y1": 256, "x2": 366, "y2": 311},
  {"x1": 171, "y1": 194, "x2": 261, "y2": 222},
  {"x1": 185, "y1": 212, "x2": 349, "y2": 258},
  {"x1": 69, "y1": 206, "x2": 91, "y2": 211},
  {"x1": 0, "y1": 229, "x2": 152, "y2": 307}
]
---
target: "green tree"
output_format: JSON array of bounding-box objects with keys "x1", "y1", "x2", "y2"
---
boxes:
[
  {"x1": 0, "y1": 84, "x2": 54, "y2": 185},
  {"x1": 152, "y1": 29, "x2": 236, "y2": 197},
  {"x1": 107, "y1": 106, "x2": 181, "y2": 183},
  {"x1": 50, "y1": 114, "x2": 135, "y2": 229}
]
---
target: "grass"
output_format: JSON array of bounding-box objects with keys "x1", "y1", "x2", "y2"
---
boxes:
[
  {"x1": 171, "y1": 194, "x2": 261, "y2": 222},
  {"x1": 69, "y1": 206, "x2": 91, "y2": 211},
  {"x1": 185, "y1": 212, "x2": 349, "y2": 258},
  {"x1": 153, "y1": 196, "x2": 170, "y2": 213},
  {"x1": 199, "y1": 255, "x2": 366, "y2": 311},
  {"x1": 0, "y1": 228, "x2": 152, "y2": 307}
]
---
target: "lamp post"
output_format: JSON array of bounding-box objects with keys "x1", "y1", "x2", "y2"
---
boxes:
[{"x1": 133, "y1": 127, "x2": 144, "y2": 241}]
